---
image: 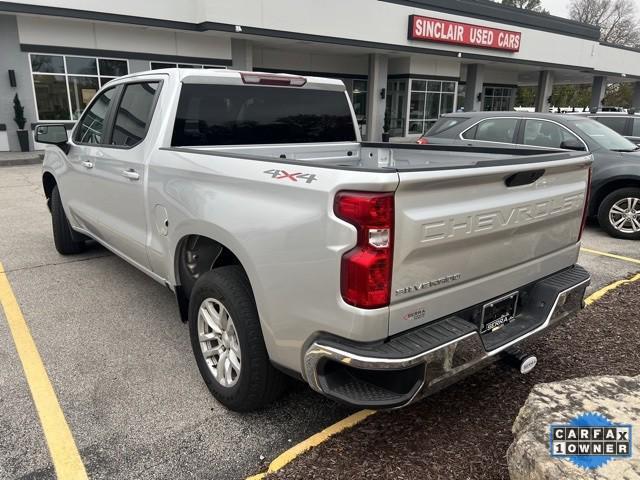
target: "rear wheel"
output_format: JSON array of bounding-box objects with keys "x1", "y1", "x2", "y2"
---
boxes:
[
  {"x1": 597, "y1": 188, "x2": 640, "y2": 240},
  {"x1": 51, "y1": 185, "x2": 86, "y2": 254},
  {"x1": 188, "y1": 266, "x2": 286, "y2": 411}
]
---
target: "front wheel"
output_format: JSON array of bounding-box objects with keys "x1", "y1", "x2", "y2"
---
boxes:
[
  {"x1": 597, "y1": 188, "x2": 640, "y2": 240},
  {"x1": 188, "y1": 266, "x2": 286, "y2": 411},
  {"x1": 51, "y1": 185, "x2": 86, "y2": 254}
]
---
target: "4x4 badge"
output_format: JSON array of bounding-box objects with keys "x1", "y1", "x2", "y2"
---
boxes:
[{"x1": 264, "y1": 169, "x2": 318, "y2": 184}]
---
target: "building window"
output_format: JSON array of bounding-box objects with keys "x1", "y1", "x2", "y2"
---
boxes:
[
  {"x1": 149, "y1": 62, "x2": 227, "y2": 70},
  {"x1": 483, "y1": 86, "x2": 514, "y2": 111},
  {"x1": 408, "y1": 79, "x2": 456, "y2": 134},
  {"x1": 30, "y1": 53, "x2": 129, "y2": 121}
]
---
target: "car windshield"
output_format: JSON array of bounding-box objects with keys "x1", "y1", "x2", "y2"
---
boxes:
[{"x1": 571, "y1": 119, "x2": 639, "y2": 151}]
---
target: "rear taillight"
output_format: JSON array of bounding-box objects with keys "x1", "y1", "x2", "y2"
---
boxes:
[
  {"x1": 334, "y1": 192, "x2": 394, "y2": 309},
  {"x1": 578, "y1": 167, "x2": 592, "y2": 241},
  {"x1": 416, "y1": 137, "x2": 429, "y2": 145}
]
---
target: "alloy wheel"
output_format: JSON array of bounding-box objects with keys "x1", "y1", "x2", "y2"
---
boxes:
[
  {"x1": 609, "y1": 197, "x2": 640, "y2": 234},
  {"x1": 197, "y1": 298, "x2": 242, "y2": 388}
]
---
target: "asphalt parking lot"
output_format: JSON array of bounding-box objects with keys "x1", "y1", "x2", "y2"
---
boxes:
[
  {"x1": 0, "y1": 165, "x2": 354, "y2": 480},
  {"x1": 1, "y1": 164, "x2": 639, "y2": 480}
]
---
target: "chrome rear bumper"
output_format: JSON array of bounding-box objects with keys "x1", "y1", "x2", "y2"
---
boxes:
[{"x1": 303, "y1": 265, "x2": 590, "y2": 409}]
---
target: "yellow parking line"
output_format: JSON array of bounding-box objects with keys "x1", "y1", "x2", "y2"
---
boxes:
[
  {"x1": 0, "y1": 262, "x2": 88, "y2": 480},
  {"x1": 245, "y1": 271, "x2": 640, "y2": 480},
  {"x1": 585, "y1": 273, "x2": 640, "y2": 305},
  {"x1": 246, "y1": 409, "x2": 376, "y2": 479},
  {"x1": 581, "y1": 247, "x2": 640, "y2": 266}
]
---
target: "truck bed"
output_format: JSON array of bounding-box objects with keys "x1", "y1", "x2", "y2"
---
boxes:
[{"x1": 163, "y1": 142, "x2": 587, "y2": 172}]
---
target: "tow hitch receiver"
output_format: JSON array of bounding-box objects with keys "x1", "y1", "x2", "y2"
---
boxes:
[{"x1": 503, "y1": 347, "x2": 538, "y2": 374}]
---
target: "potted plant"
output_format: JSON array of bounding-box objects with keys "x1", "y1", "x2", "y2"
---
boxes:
[
  {"x1": 381, "y1": 113, "x2": 390, "y2": 143},
  {"x1": 13, "y1": 93, "x2": 29, "y2": 152}
]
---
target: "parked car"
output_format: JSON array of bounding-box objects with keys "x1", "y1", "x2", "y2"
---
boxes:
[
  {"x1": 417, "y1": 112, "x2": 640, "y2": 240},
  {"x1": 37, "y1": 69, "x2": 591, "y2": 411},
  {"x1": 575, "y1": 112, "x2": 640, "y2": 146},
  {"x1": 598, "y1": 106, "x2": 627, "y2": 113}
]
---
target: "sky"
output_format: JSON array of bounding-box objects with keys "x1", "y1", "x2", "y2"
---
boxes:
[
  {"x1": 540, "y1": 0, "x2": 571, "y2": 17},
  {"x1": 540, "y1": 0, "x2": 640, "y2": 18}
]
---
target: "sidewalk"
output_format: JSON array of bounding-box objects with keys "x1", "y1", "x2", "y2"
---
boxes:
[{"x1": 0, "y1": 151, "x2": 44, "y2": 167}]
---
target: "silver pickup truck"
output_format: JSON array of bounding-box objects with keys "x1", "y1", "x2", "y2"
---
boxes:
[{"x1": 37, "y1": 69, "x2": 591, "y2": 411}]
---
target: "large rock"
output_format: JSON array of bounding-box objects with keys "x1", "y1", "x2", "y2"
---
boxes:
[{"x1": 508, "y1": 375, "x2": 640, "y2": 480}]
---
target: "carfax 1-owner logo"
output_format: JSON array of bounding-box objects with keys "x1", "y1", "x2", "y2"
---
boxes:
[{"x1": 550, "y1": 412, "x2": 633, "y2": 469}]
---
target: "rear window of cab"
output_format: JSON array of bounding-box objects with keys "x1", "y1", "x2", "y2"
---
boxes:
[{"x1": 172, "y1": 84, "x2": 357, "y2": 146}]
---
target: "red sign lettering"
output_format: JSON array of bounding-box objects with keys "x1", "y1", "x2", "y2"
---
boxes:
[{"x1": 408, "y1": 15, "x2": 521, "y2": 52}]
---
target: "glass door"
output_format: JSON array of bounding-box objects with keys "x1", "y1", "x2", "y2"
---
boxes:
[{"x1": 385, "y1": 80, "x2": 407, "y2": 137}]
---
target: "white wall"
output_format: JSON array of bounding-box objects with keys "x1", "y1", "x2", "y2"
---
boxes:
[
  {"x1": 388, "y1": 57, "x2": 410, "y2": 75},
  {"x1": 483, "y1": 68, "x2": 520, "y2": 85},
  {"x1": 253, "y1": 47, "x2": 368, "y2": 75},
  {"x1": 0, "y1": 131, "x2": 9, "y2": 151},
  {"x1": 14, "y1": 0, "x2": 629, "y2": 74},
  {"x1": 17, "y1": 16, "x2": 231, "y2": 60},
  {"x1": 409, "y1": 55, "x2": 460, "y2": 77},
  {"x1": 594, "y1": 44, "x2": 636, "y2": 78}
]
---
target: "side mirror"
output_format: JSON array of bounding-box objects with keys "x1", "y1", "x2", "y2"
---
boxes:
[
  {"x1": 35, "y1": 124, "x2": 69, "y2": 153},
  {"x1": 560, "y1": 139, "x2": 586, "y2": 151}
]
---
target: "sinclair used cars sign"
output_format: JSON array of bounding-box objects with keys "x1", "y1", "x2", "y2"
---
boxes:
[{"x1": 408, "y1": 15, "x2": 521, "y2": 52}]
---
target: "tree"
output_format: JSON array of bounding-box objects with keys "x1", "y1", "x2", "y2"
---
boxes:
[
  {"x1": 551, "y1": 84, "x2": 592, "y2": 109},
  {"x1": 515, "y1": 86, "x2": 537, "y2": 107},
  {"x1": 500, "y1": 0, "x2": 549, "y2": 14},
  {"x1": 603, "y1": 82, "x2": 633, "y2": 107},
  {"x1": 569, "y1": 0, "x2": 640, "y2": 47}
]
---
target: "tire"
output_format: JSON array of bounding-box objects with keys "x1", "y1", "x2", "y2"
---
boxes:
[
  {"x1": 597, "y1": 188, "x2": 640, "y2": 240},
  {"x1": 51, "y1": 185, "x2": 86, "y2": 254},
  {"x1": 188, "y1": 266, "x2": 286, "y2": 411}
]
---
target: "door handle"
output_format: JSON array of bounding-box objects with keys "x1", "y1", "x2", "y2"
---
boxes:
[
  {"x1": 81, "y1": 160, "x2": 94, "y2": 169},
  {"x1": 121, "y1": 169, "x2": 140, "y2": 181}
]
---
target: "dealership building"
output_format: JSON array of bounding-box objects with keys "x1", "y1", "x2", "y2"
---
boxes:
[{"x1": 2, "y1": 0, "x2": 640, "y2": 151}]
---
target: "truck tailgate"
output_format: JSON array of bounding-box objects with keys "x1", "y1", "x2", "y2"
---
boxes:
[{"x1": 389, "y1": 154, "x2": 591, "y2": 335}]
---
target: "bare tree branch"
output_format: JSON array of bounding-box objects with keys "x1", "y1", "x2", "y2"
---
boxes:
[{"x1": 569, "y1": 0, "x2": 640, "y2": 47}]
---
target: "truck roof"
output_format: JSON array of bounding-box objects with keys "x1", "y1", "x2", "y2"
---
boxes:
[{"x1": 110, "y1": 68, "x2": 346, "y2": 91}]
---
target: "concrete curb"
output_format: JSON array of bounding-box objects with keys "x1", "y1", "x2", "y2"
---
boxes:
[{"x1": 0, "y1": 154, "x2": 44, "y2": 167}]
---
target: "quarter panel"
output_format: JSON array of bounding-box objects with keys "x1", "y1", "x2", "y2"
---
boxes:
[{"x1": 146, "y1": 149, "x2": 399, "y2": 373}]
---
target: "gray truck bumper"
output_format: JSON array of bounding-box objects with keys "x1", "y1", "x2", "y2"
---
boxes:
[{"x1": 303, "y1": 265, "x2": 590, "y2": 409}]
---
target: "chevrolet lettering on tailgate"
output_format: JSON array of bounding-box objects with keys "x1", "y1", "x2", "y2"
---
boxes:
[{"x1": 422, "y1": 193, "x2": 585, "y2": 243}]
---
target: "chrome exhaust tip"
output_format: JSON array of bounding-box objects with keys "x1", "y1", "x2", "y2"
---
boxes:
[{"x1": 504, "y1": 347, "x2": 538, "y2": 375}]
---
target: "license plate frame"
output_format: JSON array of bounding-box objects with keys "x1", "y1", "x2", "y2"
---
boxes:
[{"x1": 480, "y1": 291, "x2": 519, "y2": 334}]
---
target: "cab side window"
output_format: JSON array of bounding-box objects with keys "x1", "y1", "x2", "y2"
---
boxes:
[
  {"x1": 74, "y1": 87, "x2": 116, "y2": 145},
  {"x1": 462, "y1": 118, "x2": 518, "y2": 143},
  {"x1": 111, "y1": 82, "x2": 159, "y2": 147},
  {"x1": 523, "y1": 119, "x2": 581, "y2": 149}
]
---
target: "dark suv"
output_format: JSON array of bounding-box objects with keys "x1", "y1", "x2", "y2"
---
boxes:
[
  {"x1": 418, "y1": 112, "x2": 640, "y2": 240},
  {"x1": 581, "y1": 112, "x2": 640, "y2": 146}
]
